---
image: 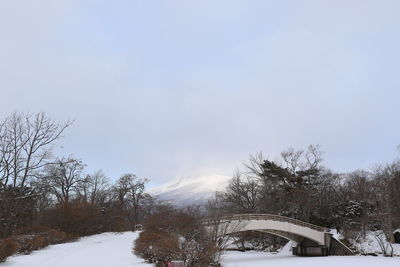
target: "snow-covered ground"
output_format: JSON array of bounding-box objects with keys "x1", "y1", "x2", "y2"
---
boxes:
[
  {"x1": 1, "y1": 231, "x2": 399, "y2": 267},
  {"x1": 221, "y1": 237, "x2": 400, "y2": 267},
  {"x1": 221, "y1": 251, "x2": 400, "y2": 267},
  {"x1": 0, "y1": 232, "x2": 151, "y2": 267},
  {"x1": 351, "y1": 231, "x2": 400, "y2": 256}
]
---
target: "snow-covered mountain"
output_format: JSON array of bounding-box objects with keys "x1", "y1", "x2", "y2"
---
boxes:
[{"x1": 148, "y1": 174, "x2": 231, "y2": 206}]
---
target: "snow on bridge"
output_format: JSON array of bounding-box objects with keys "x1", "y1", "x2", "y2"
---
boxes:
[{"x1": 204, "y1": 214, "x2": 353, "y2": 256}]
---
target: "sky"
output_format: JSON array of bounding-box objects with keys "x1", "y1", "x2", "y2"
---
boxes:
[{"x1": 1, "y1": 0, "x2": 400, "y2": 186}]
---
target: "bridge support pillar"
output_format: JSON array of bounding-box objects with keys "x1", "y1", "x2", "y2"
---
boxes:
[
  {"x1": 292, "y1": 237, "x2": 328, "y2": 256},
  {"x1": 292, "y1": 245, "x2": 329, "y2": 256},
  {"x1": 292, "y1": 234, "x2": 354, "y2": 256}
]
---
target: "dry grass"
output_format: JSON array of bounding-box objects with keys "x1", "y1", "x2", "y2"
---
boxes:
[{"x1": 0, "y1": 239, "x2": 19, "y2": 262}]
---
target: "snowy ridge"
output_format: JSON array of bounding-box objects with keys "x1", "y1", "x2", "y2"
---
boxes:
[{"x1": 148, "y1": 174, "x2": 231, "y2": 206}]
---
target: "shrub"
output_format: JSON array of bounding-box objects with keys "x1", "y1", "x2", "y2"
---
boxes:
[
  {"x1": 16, "y1": 226, "x2": 53, "y2": 235},
  {"x1": 31, "y1": 236, "x2": 47, "y2": 251},
  {"x1": 134, "y1": 207, "x2": 220, "y2": 266},
  {"x1": 14, "y1": 235, "x2": 36, "y2": 255},
  {"x1": 0, "y1": 239, "x2": 18, "y2": 262},
  {"x1": 40, "y1": 202, "x2": 106, "y2": 237},
  {"x1": 46, "y1": 229, "x2": 67, "y2": 244},
  {"x1": 134, "y1": 231, "x2": 181, "y2": 263},
  {"x1": 9, "y1": 229, "x2": 68, "y2": 255},
  {"x1": 109, "y1": 216, "x2": 130, "y2": 233},
  {"x1": 0, "y1": 186, "x2": 36, "y2": 239},
  {"x1": 15, "y1": 227, "x2": 67, "y2": 246}
]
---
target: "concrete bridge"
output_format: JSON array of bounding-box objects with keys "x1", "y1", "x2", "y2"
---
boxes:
[{"x1": 204, "y1": 214, "x2": 354, "y2": 256}]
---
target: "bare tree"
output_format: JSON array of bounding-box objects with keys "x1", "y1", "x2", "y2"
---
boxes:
[
  {"x1": 42, "y1": 157, "x2": 85, "y2": 204},
  {"x1": 113, "y1": 174, "x2": 149, "y2": 227},
  {"x1": 371, "y1": 161, "x2": 400, "y2": 256},
  {"x1": 204, "y1": 196, "x2": 244, "y2": 263},
  {"x1": 243, "y1": 152, "x2": 265, "y2": 179},
  {"x1": 305, "y1": 144, "x2": 324, "y2": 170},
  {"x1": 281, "y1": 147, "x2": 304, "y2": 173},
  {"x1": 77, "y1": 170, "x2": 110, "y2": 205},
  {"x1": 373, "y1": 230, "x2": 393, "y2": 257},
  {"x1": 221, "y1": 171, "x2": 262, "y2": 213},
  {"x1": 0, "y1": 112, "x2": 72, "y2": 188}
]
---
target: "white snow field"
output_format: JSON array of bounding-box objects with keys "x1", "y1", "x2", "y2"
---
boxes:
[
  {"x1": 222, "y1": 236, "x2": 400, "y2": 266},
  {"x1": 221, "y1": 251, "x2": 400, "y2": 267},
  {"x1": 0, "y1": 232, "x2": 151, "y2": 267},
  {"x1": 1, "y1": 231, "x2": 399, "y2": 267}
]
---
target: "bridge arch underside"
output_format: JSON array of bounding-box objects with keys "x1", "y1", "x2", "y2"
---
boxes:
[
  {"x1": 222, "y1": 220, "x2": 326, "y2": 245},
  {"x1": 244, "y1": 229, "x2": 313, "y2": 245}
]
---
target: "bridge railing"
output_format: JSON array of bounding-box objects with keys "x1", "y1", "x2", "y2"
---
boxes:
[{"x1": 203, "y1": 214, "x2": 329, "y2": 232}]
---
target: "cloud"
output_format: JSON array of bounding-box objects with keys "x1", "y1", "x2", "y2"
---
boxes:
[{"x1": 0, "y1": 0, "x2": 399, "y2": 183}]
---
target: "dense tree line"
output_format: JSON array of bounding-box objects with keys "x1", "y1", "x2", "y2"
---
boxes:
[
  {"x1": 0, "y1": 112, "x2": 151, "y2": 241},
  {"x1": 216, "y1": 145, "x2": 400, "y2": 254}
]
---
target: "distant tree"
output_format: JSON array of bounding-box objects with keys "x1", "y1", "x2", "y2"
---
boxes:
[
  {"x1": 242, "y1": 146, "x2": 324, "y2": 222},
  {"x1": 340, "y1": 170, "x2": 373, "y2": 237},
  {"x1": 77, "y1": 170, "x2": 110, "y2": 205},
  {"x1": 42, "y1": 157, "x2": 85, "y2": 204},
  {"x1": 113, "y1": 174, "x2": 149, "y2": 228},
  {"x1": 222, "y1": 171, "x2": 262, "y2": 213},
  {"x1": 371, "y1": 161, "x2": 400, "y2": 256},
  {"x1": 0, "y1": 112, "x2": 71, "y2": 238},
  {"x1": 310, "y1": 169, "x2": 341, "y2": 226}
]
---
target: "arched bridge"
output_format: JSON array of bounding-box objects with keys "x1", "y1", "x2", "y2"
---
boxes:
[{"x1": 204, "y1": 214, "x2": 353, "y2": 256}]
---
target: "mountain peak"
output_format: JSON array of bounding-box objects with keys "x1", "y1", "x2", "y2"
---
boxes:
[{"x1": 148, "y1": 174, "x2": 231, "y2": 206}]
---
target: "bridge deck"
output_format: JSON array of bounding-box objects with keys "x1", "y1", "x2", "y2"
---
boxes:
[
  {"x1": 203, "y1": 214, "x2": 329, "y2": 232},
  {"x1": 203, "y1": 214, "x2": 353, "y2": 256}
]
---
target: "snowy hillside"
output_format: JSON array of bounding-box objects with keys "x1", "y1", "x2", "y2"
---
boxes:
[{"x1": 148, "y1": 174, "x2": 231, "y2": 206}]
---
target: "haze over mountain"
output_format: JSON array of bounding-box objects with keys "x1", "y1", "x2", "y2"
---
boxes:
[{"x1": 148, "y1": 174, "x2": 231, "y2": 206}]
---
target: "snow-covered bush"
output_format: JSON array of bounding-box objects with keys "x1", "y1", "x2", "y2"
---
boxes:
[
  {"x1": 351, "y1": 230, "x2": 400, "y2": 257},
  {"x1": 133, "y1": 207, "x2": 221, "y2": 266},
  {"x1": 372, "y1": 231, "x2": 394, "y2": 257},
  {"x1": 134, "y1": 231, "x2": 180, "y2": 263}
]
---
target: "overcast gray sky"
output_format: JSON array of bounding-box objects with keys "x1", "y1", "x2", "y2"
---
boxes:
[{"x1": 1, "y1": 0, "x2": 399, "y2": 186}]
